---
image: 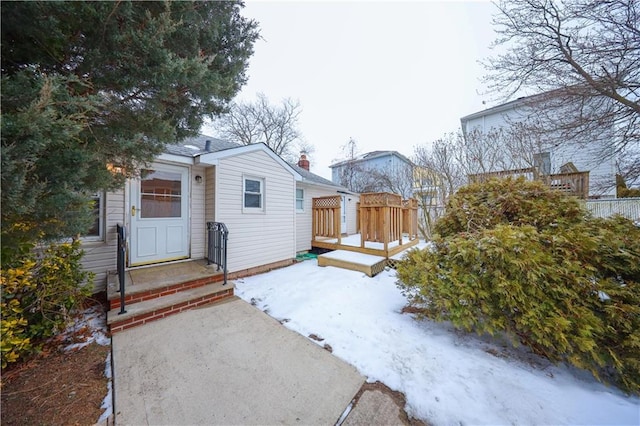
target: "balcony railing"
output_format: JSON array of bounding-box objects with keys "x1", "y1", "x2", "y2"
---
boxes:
[{"x1": 469, "y1": 167, "x2": 590, "y2": 199}]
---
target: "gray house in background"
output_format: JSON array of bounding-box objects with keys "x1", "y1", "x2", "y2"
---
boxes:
[{"x1": 330, "y1": 150, "x2": 414, "y2": 196}]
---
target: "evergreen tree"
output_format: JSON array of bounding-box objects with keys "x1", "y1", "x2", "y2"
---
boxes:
[{"x1": 1, "y1": 1, "x2": 259, "y2": 242}]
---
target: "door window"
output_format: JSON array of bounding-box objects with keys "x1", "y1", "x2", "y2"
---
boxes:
[{"x1": 141, "y1": 170, "x2": 182, "y2": 218}]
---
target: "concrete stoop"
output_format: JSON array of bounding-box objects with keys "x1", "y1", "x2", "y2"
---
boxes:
[{"x1": 106, "y1": 259, "x2": 234, "y2": 333}]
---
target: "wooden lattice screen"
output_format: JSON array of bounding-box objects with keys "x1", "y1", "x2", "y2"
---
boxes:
[{"x1": 312, "y1": 195, "x2": 341, "y2": 244}]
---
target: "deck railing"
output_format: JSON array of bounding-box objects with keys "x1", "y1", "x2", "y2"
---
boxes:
[
  {"x1": 359, "y1": 192, "x2": 404, "y2": 251},
  {"x1": 312, "y1": 195, "x2": 342, "y2": 245},
  {"x1": 541, "y1": 172, "x2": 590, "y2": 199},
  {"x1": 207, "y1": 222, "x2": 228, "y2": 285},
  {"x1": 116, "y1": 224, "x2": 127, "y2": 315},
  {"x1": 469, "y1": 168, "x2": 590, "y2": 199},
  {"x1": 402, "y1": 198, "x2": 419, "y2": 239}
]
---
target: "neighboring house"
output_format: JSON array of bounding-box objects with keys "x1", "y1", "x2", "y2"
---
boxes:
[
  {"x1": 330, "y1": 150, "x2": 415, "y2": 197},
  {"x1": 460, "y1": 93, "x2": 617, "y2": 198},
  {"x1": 81, "y1": 136, "x2": 358, "y2": 292}
]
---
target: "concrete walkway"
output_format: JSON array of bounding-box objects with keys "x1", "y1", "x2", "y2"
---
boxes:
[{"x1": 112, "y1": 297, "x2": 365, "y2": 425}]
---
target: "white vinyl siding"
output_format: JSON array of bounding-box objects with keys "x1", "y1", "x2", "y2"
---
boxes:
[
  {"x1": 80, "y1": 189, "x2": 124, "y2": 292},
  {"x1": 190, "y1": 165, "x2": 207, "y2": 259},
  {"x1": 345, "y1": 193, "x2": 359, "y2": 235},
  {"x1": 216, "y1": 150, "x2": 296, "y2": 273}
]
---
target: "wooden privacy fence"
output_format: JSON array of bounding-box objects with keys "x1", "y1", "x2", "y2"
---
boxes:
[
  {"x1": 584, "y1": 198, "x2": 640, "y2": 221},
  {"x1": 312, "y1": 195, "x2": 342, "y2": 245},
  {"x1": 358, "y1": 193, "x2": 418, "y2": 252}
]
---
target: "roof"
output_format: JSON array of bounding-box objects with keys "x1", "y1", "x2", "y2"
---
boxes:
[
  {"x1": 290, "y1": 164, "x2": 352, "y2": 192},
  {"x1": 161, "y1": 134, "x2": 302, "y2": 181},
  {"x1": 329, "y1": 150, "x2": 413, "y2": 169},
  {"x1": 459, "y1": 88, "x2": 573, "y2": 124},
  {"x1": 164, "y1": 135, "x2": 241, "y2": 157}
]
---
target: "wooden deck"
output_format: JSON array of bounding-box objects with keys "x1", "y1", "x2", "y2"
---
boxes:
[
  {"x1": 312, "y1": 233, "x2": 419, "y2": 258},
  {"x1": 312, "y1": 192, "x2": 419, "y2": 259}
]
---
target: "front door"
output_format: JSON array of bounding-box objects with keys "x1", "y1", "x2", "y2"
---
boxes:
[{"x1": 129, "y1": 163, "x2": 190, "y2": 266}]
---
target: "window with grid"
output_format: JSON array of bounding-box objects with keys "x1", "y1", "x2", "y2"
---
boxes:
[{"x1": 244, "y1": 177, "x2": 264, "y2": 210}]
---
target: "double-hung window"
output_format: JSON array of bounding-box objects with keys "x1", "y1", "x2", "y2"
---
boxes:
[
  {"x1": 243, "y1": 177, "x2": 264, "y2": 211},
  {"x1": 296, "y1": 188, "x2": 304, "y2": 212},
  {"x1": 83, "y1": 192, "x2": 104, "y2": 241}
]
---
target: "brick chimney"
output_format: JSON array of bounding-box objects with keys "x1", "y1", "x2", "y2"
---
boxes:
[{"x1": 297, "y1": 151, "x2": 310, "y2": 171}]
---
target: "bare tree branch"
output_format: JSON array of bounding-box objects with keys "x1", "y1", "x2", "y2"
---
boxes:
[
  {"x1": 215, "y1": 93, "x2": 306, "y2": 160},
  {"x1": 483, "y1": 0, "x2": 640, "y2": 166}
]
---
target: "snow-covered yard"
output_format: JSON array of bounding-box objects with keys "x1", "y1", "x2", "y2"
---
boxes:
[{"x1": 236, "y1": 260, "x2": 640, "y2": 425}]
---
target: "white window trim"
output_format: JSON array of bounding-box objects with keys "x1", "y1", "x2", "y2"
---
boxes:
[
  {"x1": 243, "y1": 175, "x2": 265, "y2": 213},
  {"x1": 81, "y1": 192, "x2": 105, "y2": 242},
  {"x1": 296, "y1": 188, "x2": 304, "y2": 213}
]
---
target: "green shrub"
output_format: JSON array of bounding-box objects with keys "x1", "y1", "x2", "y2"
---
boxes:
[
  {"x1": 397, "y1": 177, "x2": 640, "y2": 394},
  {"x1": 1, "y1": 237, "x2": 93, "y2": 368}
]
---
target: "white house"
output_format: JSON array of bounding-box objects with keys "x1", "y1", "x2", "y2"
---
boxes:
[
  {"x1": 81, "y1": 135, "x2": 358, "y2": 292},
  {"x1": 460, "y1": 94, "x2": 617, "y2": 198}
]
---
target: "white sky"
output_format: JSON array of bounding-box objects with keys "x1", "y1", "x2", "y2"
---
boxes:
[{"x1": 205, "y1": 1, "x2": 499, "y2": 179}]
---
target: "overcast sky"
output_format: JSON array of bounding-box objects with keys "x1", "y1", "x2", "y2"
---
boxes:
[{"x1": 204, "y1": 0, "x2": 500, "y2": 179}]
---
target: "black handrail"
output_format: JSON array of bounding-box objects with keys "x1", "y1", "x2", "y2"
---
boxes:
[
  {"x1": 207, "y1": 222, "x2": 228, "y2": 285},
  {"x1": 116, "y1": 224, "x2": 127, "y2": 314}
]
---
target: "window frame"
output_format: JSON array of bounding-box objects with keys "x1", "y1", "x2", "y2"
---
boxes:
[
  {"x1": 243, "y1": 175, "x2": 265, "y2": 213},
  {"x1": 295, "y1": 188, "x2": 304, "y2": 212},
  {"x1": 82, "y1": 192, "x2": 105, "y2": 242}
]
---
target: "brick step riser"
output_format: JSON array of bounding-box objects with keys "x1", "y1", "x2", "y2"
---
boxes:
[
  {"x1": 109, "y1": 276, "x2": 224, "y2": 310},
  {"x1": 109, "y1": 288, "x2": 234, "y2": 334}
]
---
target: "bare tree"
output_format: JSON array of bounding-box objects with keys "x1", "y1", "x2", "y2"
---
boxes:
[
  {"x1": 333, "y1": 138, "x2": 378, "y2": 193},
  {"x1": 414, "y1": 133, "x2": 464, "y2": 238},
  {"x1": 216, "y1": 93, "x2": 306, "y2": 160},
  {"x1": 483, "y1": 0, "x2": 640, "y2": 166},
  {"x1": 370, "y1": 162, "x2": 415, "y2": 199}
]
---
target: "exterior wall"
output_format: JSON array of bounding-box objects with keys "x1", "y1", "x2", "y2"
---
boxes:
[
  {"x1": 462, "y1": 107, "x2": 617, "y2": 197},
  {"x1": 190, "y1": 164, "x2": 207, "y2": 259},
  {"x1": 345, "y1": 193, "x2": 359, "y2": 234},
  {"x1": 215, "y1": 150, "x2": 296, "y2": 273},
  {"x1": 331, "y1": 153, "x2": 412, "y2": 186},
  {"x1": 80, "y1": 189, "x2": 124, "y2": 293}
]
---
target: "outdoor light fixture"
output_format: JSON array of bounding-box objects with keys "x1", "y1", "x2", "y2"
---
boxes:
[{"x1": 195, "y1": 175, "x2": 203, "y2": 183}]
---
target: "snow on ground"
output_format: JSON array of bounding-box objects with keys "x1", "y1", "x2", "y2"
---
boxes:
[{"x1": 235, "y1": 260, "x2": 640, "y2": 426}]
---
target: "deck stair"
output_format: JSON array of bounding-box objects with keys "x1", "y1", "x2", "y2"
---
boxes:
[
  {"x1": 106, "y1": 259, "x2": 233, "y2": 333},
  {"x1": 317, "y1": 250, "x2": 387, "y2": 277}
]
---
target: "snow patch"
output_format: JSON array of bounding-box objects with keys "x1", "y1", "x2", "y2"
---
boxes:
[{"x1": 236, "y1": 261, "x2": 640, "y2": 425}]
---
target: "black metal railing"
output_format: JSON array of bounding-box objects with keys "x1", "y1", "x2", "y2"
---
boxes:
[
  {"x1": 207, "y1": 222, "x2": 228, "y2": 285},
  {"x1": 116, "y1": 224, "x2": 127, "y2": 314}
]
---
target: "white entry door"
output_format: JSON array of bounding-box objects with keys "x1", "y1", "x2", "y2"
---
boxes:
[
  {"x1": 341, "y1": 195, "x2": 347, "y2": 234},
  {"x1": 129, "y1": 163, "x2": 190, "y2": 266}
]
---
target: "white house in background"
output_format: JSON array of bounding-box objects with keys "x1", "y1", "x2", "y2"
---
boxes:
[
  {"x1": 81, "y1": 136, "x2": 359, "y2": 292},
  {"x1": 460, "y1": 93, "x2": 617, "y2": 198}
]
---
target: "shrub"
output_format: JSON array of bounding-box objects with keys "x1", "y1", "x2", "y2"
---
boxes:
[
  {"x1": 1, "y1": 238, "x2": 93, "y2": 368},
  {"x1": 397, "y1": 177, "x2": 640, "y2": 394}
]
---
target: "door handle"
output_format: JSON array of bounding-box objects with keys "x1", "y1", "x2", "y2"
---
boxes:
[{"x1": 131, "y1": 205, "x2": 136, "y2": 216}]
